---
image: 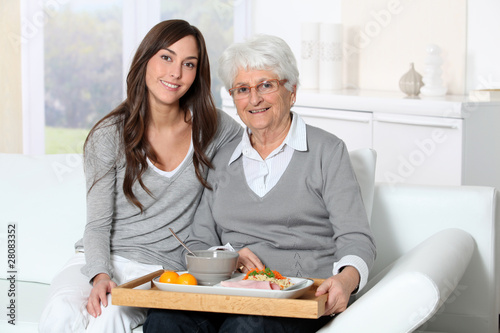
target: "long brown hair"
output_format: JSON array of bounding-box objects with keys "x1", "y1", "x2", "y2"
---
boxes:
[{"x1": 84, "y1": 19, "x2": 217, "y2": 211}]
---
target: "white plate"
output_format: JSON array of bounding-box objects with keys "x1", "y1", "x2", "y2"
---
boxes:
[{"x1": 152, "y1": 272, "x2": 314, "y2": 299}]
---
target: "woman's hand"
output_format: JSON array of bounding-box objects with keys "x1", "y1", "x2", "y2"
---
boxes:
[
  {"x1": 315, "y1": 266, "x2": 360, "y2": 316},
  {"x1": 87, "y1": 273, "x2": 117, "y2": 318},
  {"x1": 237, "y1": 248, "x2": 265, "y2": 273}
]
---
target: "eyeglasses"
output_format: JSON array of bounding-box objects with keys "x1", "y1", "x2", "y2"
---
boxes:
[{"x1": 229, "y1": 79, "x2": 288, "y2": 100}]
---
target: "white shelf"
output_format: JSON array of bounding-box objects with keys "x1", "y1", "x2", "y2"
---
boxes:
[{"x1": 295, "y1": 89, "x2": 499, "y2": 118}]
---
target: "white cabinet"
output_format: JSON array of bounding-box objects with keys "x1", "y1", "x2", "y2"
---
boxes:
[
  {"x1": 293, "y1": 89, "x2": 500, "y2": 189},
  {"x1": 372, "y1": 113, "x2": 463, "y2": 185},
  {"x1": 293, "y1": 107, "x2": 372, "y2": 151}
]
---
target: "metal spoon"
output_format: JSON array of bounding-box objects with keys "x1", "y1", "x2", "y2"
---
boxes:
[{"x1": 169, "y1": 228, "x2": 197, "y2": 257}]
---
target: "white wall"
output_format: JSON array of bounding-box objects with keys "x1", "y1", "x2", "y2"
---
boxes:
[
  {"x1": 466, "y1": 0, "x2": 500, "y2": 91},
  {"x1": 342, "y1": 0, "x2": 467, "y2": 95},
  {"x1": 250, "y1": 0, "x2": 500, "y2": 96},
  {"x1": 250, "y1": 0, "x2": 341, "y2": 75}
]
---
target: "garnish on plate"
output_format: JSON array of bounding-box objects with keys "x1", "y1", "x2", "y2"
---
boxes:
[{"x1": 242, "y1": 267, "x2": 292, "y2": 290}]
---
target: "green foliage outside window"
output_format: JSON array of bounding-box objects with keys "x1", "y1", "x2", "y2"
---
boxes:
[
  {"x1": 44, "y1": 3, "x2": 122, "y2": 154},
  {"x1": 44, "y1": 5, "x2": 122, "y2": 130}
]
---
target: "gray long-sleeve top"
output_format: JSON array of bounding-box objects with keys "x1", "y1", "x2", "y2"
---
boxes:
[{"x1": 75, "y1": 110, "x2": 242, "y2": 280}]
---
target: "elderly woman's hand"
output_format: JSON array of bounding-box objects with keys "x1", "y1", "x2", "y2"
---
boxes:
[
  {"x1": 237, "y1": 247, "x2": 265, "y2": 273},
  {"x1": 315, "y1": 266, "x2": 360, "y2": 316}
]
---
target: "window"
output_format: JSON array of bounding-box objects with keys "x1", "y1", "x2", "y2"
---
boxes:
[
  {"x1": 22, "y1": 0, "x2": 250, "y2": 155},
  {"x1": 43, "y1": 0, "x2": 123, "y2": 154}
]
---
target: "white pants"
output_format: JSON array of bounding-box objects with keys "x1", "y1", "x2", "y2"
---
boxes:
[{"x1": 39, "y1": 253, "x2": 163, "y2": 333}]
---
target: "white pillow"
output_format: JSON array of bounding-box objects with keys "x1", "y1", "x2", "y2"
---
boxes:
[{"x1": 0, "y1": 154, "x2": 86, "y2": 284}]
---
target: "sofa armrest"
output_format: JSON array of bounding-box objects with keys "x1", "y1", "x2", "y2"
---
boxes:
[{"x1": 317, "y1": 228, "x2": 475, "y2": 333}]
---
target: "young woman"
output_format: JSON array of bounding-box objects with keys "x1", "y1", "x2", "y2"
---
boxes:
[{"x1": 39, "y1": 19, "x2": 242, "y2": 333}]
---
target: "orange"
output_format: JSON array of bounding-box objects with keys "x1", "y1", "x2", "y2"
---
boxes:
[
  {"x1": 159, "y1": 270, "x2": 179, "y2": 284},
  {"x1": 177, "y1": 273, "x2": 197, "y2": 285}
]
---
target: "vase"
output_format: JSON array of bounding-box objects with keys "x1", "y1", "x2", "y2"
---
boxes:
[
  {"x1": 420, "y1": 44, "x2": 447, "y2": 96},
  {"x1": 399, "y1": 63, "x2": 423, "y2": 97}
]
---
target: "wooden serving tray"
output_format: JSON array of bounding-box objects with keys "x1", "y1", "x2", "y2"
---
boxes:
[{"x1": 112, "y1": 269, "x2": 327, "y2": 319}]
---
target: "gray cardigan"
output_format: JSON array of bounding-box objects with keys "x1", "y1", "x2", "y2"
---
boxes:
[{"x1": 186, "y1": 124, "x2": 376, "y2": 279}]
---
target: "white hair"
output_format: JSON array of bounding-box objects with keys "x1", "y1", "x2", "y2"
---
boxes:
[{"x1": 218, "y1": 34, "x2": 299, "y2": 93}]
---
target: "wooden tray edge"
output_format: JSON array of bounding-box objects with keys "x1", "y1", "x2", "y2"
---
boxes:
[{"x1": 111, "y1": 270, "x2": 327, "y2": 319}]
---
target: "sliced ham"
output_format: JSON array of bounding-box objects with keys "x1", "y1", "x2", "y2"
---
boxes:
[{"x1": 220, "y1": 280, "x2": 281, "y2": 290}]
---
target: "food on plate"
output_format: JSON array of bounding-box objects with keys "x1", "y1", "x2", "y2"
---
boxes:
[
  {"x1": 159, "y1": 270, "x2": 179, "y2": 284},
  {"x1": 242, "y1": 267, "x2": 292, "y2": 290},
  {"x1": 177, "y1": 273, "x2": 198, "y2": 285},
  {"x1": 220, "y1": 279, "x2": 281, "y2": 290}
]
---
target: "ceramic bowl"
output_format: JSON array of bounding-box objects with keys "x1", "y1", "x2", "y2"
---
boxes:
[{"x1": 185, "y1": 250, "x2": 239, "y2": 286}]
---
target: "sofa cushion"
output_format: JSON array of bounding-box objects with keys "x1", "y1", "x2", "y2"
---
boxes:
[
  {"x1": 349, "y1": 148, "x2": 377, "y2": 222},
  {"x1": 0, "y1": 280, "x2": 49, "y2": 331},
  {"x1": 0, "y1": 154, "x2": 86, "y2": 284}
]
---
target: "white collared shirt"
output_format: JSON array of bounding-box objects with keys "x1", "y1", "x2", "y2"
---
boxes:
[{"x1": 228, "y1": 111, "x2": 307, "y2": 197}]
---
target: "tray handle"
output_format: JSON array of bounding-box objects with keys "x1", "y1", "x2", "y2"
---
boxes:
[{"x1": 117, "y1": 269, "x2": 164, "y2": 289}]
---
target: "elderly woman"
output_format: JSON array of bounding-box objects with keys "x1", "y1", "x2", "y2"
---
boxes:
[{"x1": 143, "y1": 34, "x2": 376, "y2": 333}]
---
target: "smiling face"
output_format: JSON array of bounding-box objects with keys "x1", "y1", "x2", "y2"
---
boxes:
[
  {"x1": 145, "y1": 35, "x2": 199, "y2": 112},
  {"x1": 233, "y1": 69, "x2": 295, "y2": 136}
]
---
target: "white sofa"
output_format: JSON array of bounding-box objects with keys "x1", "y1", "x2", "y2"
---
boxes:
[{"x1": 0, "y1": 153, "x2": 498, "y2": 332}]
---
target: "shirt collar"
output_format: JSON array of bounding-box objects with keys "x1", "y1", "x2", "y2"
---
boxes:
[
  {"x1": 228, "y1": 111, "x2": 307, "y2": 165},
  {"x1": 286, "y1": 111, "x2": 308, "y2": 151}
]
